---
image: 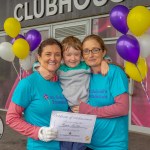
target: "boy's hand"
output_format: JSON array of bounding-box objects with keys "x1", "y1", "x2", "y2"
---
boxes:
[{"x1": 101, "y1": 60, "x2": 109, "y2": 76}]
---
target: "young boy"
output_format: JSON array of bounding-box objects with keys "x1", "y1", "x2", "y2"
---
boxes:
[{"x1": 57, "y1": 36, "x2": 90, "y2": 107}]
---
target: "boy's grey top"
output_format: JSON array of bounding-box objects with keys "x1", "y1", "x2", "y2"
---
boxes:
[{"x1": 57, "y1": 61, "x2": 91, "y2": 106}]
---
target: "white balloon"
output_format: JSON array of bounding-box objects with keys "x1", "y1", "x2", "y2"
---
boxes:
[
  {"x1": 137, "y1": 33, "x2": 150, "y2": 58},
  {"x1": 0, "y1": 42, "x2": 15, "y2": 62},
  {"x1": 19, "y1": 52, "x2": 37, "y2": 71}
]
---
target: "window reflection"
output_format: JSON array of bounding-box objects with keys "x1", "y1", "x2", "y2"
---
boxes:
[
  {"x1": 92, "y1": 17, "x2": 122, "y2": 38},
  {"x1": 106, "y1": 43, "x2": 124, "y2": 66}
]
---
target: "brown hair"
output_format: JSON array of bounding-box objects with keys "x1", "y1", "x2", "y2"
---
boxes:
[
  {"x1": 38, "y1": 38, "x2": 62, "y2": 56},
  {"x1": 82, "y1": 34, "x2": 107, "y2": 52},
  {"x1": 61, "y1": 36, "x2": 82, "y2": 52}
]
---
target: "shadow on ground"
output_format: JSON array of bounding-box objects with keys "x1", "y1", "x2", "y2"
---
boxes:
[{"x1": 0, "y1": 111, "x2": 26, "y2": 150}]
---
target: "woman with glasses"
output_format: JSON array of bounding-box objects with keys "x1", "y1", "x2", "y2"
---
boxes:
[{"x1": 72, "y1": 34, "x2": 129, "y2": 150}]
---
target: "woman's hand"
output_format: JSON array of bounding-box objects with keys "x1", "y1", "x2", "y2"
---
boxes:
[
  {"x1": 71, "y1": 105, "x2": 80, "y2": 113},
  {"x1": 38, "y1": 127, "x2": 58, "y2": 142},
  {"x1": 71, "y1": 100, "x2": 82, "y2": 113}
]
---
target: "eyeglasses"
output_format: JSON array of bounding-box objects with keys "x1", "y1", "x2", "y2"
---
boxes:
[{"x1": 82, "y1": 48, "x2": 102, "y2": 55}]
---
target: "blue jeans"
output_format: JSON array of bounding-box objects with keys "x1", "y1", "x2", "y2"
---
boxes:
[{"x1": 60, "y1": 141, "x2": 87, "y2": 150}]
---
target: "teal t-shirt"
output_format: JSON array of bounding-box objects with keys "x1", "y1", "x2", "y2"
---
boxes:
[
  {"x1": 58, "y1": 61, "x2": 90, "y2": 72},
  {"x1": 87, "y1": 64, "x2": 129, "y2": 150},
  {"x1": 12, "y1": 72, "x2": 68, "y2": 150}
]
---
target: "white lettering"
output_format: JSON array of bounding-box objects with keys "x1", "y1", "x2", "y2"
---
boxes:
[
  {"x1": 93, "y1": 0, "x2": 108, "y2": 6},
  {"x1": 111, "y1": 0, "x2": 124, "y2": 2},
  {"x1": 13, "y1": 0, "x2": 125, "y2": 21},
  {"x1": 24, "y1": 2, "x2": 33, "y2": 20},
  {"x1": 59, "y1": 0, "x2": 71, "y2": 14},
  {"x1": 14, "y1": 4, "x2": 24, "y2": 21},
  {"x1": 34, "y1": 0, "x2": 44, "y2": 18},
  {"x1": 74, "y1": 0, "x2": 90, "y2": 10},
  {"x1": 46, "y1": 0, "x2": 57, "y2": 16}
]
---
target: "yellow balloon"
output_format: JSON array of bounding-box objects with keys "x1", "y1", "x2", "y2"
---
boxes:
[
  {"x1": 12, "y1": 39, "x2": 30, "y2": 59},
  {"x1": 125, "y1": 57, "x2": 148, "y2": 82},
  {"x1": 127, "y1": 6, "x2": 150, "y2": 36},
  {"x1": 4, "y1": 18, "x2": 21, "y2": 38}
]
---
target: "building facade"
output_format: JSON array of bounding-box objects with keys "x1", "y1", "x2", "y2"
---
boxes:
[{"x1": 0, "y1": 0, "x2": 150, "y2": 134}]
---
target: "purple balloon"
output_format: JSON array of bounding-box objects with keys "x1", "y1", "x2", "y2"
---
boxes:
[
  {"x1": 110, "y1": 5, "x2": 129, "y2": 34},
  {"x1": 10, "y1": 34, "x2": 25, "y2": 44},
  {"x1": 25, "y1": 29, "x2": 42, "y2": 51},
  {"x1": 116, "y1": 34, "x2": 140, "y2": 64}
]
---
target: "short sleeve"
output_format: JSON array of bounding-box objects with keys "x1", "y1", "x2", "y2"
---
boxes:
[
  {"x1": 12, "y1": 78, "x2": 32, "y2": 108},
  {"x1": 110, "y1": 66, "x2": 128, "y2": 98}
]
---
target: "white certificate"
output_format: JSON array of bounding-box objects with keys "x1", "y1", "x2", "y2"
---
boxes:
[{"x1": 50, "y1": 111, "x2": 96, "y2": 143}]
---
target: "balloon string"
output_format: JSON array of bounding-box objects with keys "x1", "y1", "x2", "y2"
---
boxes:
[
  {"x1": 145, "y1": 74, "x2": 148, "y2": 92},
  {"x1": 19, "y1": 67, "x2": 22, "y2": 80},
  {"x1": 141, "y1": 82, "x2": 150, "y2": 102},
  {"x1": 12, "y1": 61, "x2": 21, "y2": 81},
  {"x1": 144, "y1": 59, "x2": 148, "y2": 92},
  {"x1": 140, "y1": 57, "x2": 148, "y2": 92},
  {"x1": 135, "y1": 64, "x2": 150, "y2": 102}
]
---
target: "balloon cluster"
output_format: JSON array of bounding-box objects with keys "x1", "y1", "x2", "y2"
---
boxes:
[
  {"x1": 0, "y1": 17, "x2": 42, "y2": 71},
  {"x1": 110, "y1": 5, "x2": 150, "y2": 101},
  {"x1": 110, "y1": 5, "x2": 150, "y2": 82}
]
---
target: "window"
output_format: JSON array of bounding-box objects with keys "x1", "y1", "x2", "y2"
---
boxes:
[
  {"x1": 92, "y1": 16, "x2": 123, "y2": 66},
  {"x1": 92, "y1": 17, "x2": 122, "y2": 39},
  {"x1": 0, "y1": 35, "x2": 19, "y2": 109}
]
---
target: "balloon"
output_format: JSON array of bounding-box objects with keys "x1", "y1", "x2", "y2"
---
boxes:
[
  {"x1": 0, "y1": 42, "x2": 15, "y2": 62},
  {"x1": 12, "y1": 39, "x2": 30, "y2": 59},
  {"x1": 4, "y1": 18, "x2": 21, "y2": 38},
  {"x1": 127, "y1": 6, "x2": 150, "y2": 36},
  {"x1": 116, "y1": 34, "x2": 140, "y2": 64},
  {"x1": 125, "y1": 57, "x2": 148, "y2": 82},
  {"x1": 19, "y1": 52, "x2": 36, "y2": 70},
  {"x1": 11, "y1": 34, "x2": 25, "y2": 44},
  {"x1": 25, "y1": 29, "x2": 42, "y2": 51},
  {"x1": 110, "y1": 5, "x2": 129, "y2": 34},
  {"x1": 137, "y1": 33, "x2": 150, "y2": 58}
]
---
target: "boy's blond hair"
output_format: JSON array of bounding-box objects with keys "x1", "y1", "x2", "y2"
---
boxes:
[{"x1": 61, "y1": 36, "x2": 82, "y2": 52}]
